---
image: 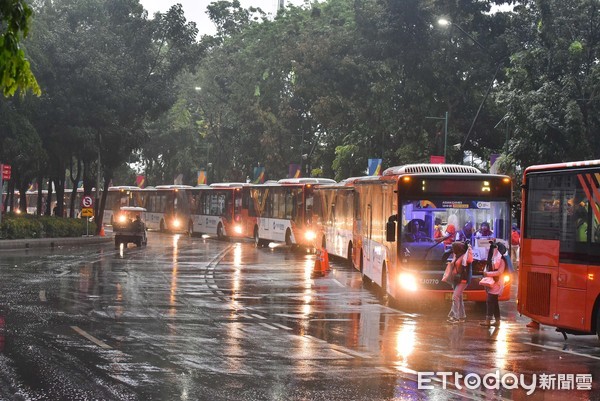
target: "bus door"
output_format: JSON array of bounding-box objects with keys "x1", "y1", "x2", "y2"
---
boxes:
[{"x1": 555, "y1": 184, "x2": 592, "y2": 331}]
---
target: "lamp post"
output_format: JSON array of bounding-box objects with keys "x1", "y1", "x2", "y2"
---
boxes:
[
  {"x1": 426, "y1": 111, "x2": 449, "y2": 162},
  {"x1": 437, "y1": 18, "x2": 504, "y2": 165}
]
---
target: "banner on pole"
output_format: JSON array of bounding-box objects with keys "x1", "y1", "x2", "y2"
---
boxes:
[
  {"x1": 136, "y1": 175, "x2": 146, "y2": 188},
  {"x1": 197, "y1": 170, "x2": 207, "y2": 185},
  {"x1": 430, "y1": 155, "x2": 445, "y2": 164},
  {"x1": 174, "y1": 174, "x2": 183, "y2": 185},
  {"x1": 288, "y1": 164, "x2": 301, "y2": 178},
  {"x1": 368, "y1": 159, "x2": 382, "y2": 176},
  {"x1": 253, "y1": 167, "x2": 265, "y2": 184}
]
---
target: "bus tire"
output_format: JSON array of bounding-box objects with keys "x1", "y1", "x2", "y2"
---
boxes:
[
  {"x1": 381, "y1": 262, "x2": 388, "y2": 298},
  {"x1": 254, "y1": 226, "x2": 262, "y2": 248},
  {"x1": 285, "y1": 229, "x2": 292, "y2": 246},
  {"x1": 347, "y1": 242, "x2": 353, "y2": 268},
  {"x1": 360, "y1": 250, "x2": 371, "y2": 285}
]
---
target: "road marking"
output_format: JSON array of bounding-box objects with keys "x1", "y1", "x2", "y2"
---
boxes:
[
  {"x1": 259, "y1": 322, "x2": 279, "y2": 330},
  {"x1": 272, "y1": 323, "x2": 293, "y2": 330},
  {"x1": 57, "y1": 270, "x2": 70, "y2": 277},
  {"x1": 71, "y1": 326, "x2": 111, "y2": 349},
  {"x1": 332, "y1": 279, "x2": 345, "y2": 288},
  {"x1": 251, "y1": 314, "x2": 267, "y2": 320},
  {"x1": 274, "y1": 313, "x2": 307, "y2": 319},
  {"x1": 525, "y1": 342, "x2": 600, "y2": 361},
  {"x1": 39, "y1": 290, "x2": 47, "y2": 302},
  {"x1": 330, "y1": 344, "x2": 372, "y2": 359}
]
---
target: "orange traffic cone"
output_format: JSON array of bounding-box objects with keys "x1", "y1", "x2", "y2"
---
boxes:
[
  {"x1": 313, "y1": 248, "x2": 323, "y2": 272},
  {"x1": 321, "y1": 248, "x2": 330, "y2": 271},
  {"x1": 99, "y1": 226, "x2": 105, "y2": 237}
]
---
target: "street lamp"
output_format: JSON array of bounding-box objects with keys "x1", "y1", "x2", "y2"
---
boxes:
[
  {"x1": 437, "y1": 18, "x2": 503, "y2": 164},
  {"x1": 426, "y1": 112, "x2": 448, "y2": 161}
]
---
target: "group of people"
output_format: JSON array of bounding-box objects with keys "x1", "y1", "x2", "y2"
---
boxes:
[
  {"x1": 434, "y1": 219, "x2": 495, "y2": 246},
  {"x1": 444, "y1": 221, "x2": 525, "y2": 329}
]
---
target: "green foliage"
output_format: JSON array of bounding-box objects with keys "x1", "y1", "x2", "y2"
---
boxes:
[
  {"x1": 0, "y1": 213, "x2": 96, "y2": 239},
  {"x1": 0, "y1": 0, "x2": 41, "y2": 96}
]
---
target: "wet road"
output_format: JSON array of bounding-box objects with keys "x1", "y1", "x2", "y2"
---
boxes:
[{"x1": 0, "y1": 232, "x2": 599, "y2": 401}]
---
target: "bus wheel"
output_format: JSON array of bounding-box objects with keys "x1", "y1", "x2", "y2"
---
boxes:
[
  {"x1": 217, "y1": 224, "x2": 224, "y2": 240},
  {"x1": 254, "y1": 227, "x2": 262, "y2": 248},
  {"x1": 285, "y1": 229, "x2": 292, "y2": 246},
  {"x1": 347, "y1": 242, "x2": 353, "y2": 268}
]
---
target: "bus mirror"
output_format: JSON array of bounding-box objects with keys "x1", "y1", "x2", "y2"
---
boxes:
[{"x1": 386, "y1": 220, "x2": 396, "y2": 242}]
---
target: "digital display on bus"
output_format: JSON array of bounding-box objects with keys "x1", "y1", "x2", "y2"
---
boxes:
[{"x1": 400, "y1": 177, "x2": 511, "y2": 198}]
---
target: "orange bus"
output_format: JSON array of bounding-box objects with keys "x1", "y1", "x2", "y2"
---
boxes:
[
  {"x1": 518, "y1": 159, "x2": 600, "y2": 339},
  {"x1": 355, "y1": 164, "x2": 513, "y2": 304},
  {"x1": 250, "y1": 178, "x2": 336, "y2": 248},
  {"x1": 188, "y1": 183, "x2": 252, "y2": 239}
]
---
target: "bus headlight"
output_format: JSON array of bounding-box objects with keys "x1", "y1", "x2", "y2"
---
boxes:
[
  {"x1": 234, "y1": 225, "x2": 242, "y2": 234},
  {"x1": 503, "y1": 274, "x2": 511, "y2": 284},
  {"x1": 118, "y1": 214, "x2": 127, "y2": 223},
  {"x1": 305, "y1": 230, "x2": 316, "y2": 241},
  {"x1": 399, "y1": 273, "x2": 418, "y2": 291},
  {"x1": 172, "y1": 219, "x2": 181, "y2": 228}
]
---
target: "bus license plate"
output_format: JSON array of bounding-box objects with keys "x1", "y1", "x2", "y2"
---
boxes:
[{"x1": 445, "y1": 293, "x2": 467, "y2": 300}]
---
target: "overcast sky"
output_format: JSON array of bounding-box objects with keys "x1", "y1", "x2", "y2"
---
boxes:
[{"x1": 139, "y1": 0, "x2": 308, "y2": 36}]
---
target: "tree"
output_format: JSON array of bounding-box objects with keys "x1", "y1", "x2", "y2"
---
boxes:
[{"x1": 0, "y1": 0, "x2": 40, "y2": 96}]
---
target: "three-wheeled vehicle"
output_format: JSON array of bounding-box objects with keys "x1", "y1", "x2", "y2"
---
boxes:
[{"x1": 113, "y1": 206, "x2": 147, "y2": 248}]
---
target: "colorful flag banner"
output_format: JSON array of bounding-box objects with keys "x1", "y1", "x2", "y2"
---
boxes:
[
  {"x1": 174, "y1": 174, "x2": 183, "y2": 185},
  {"x1": 368, "y1": 159, "x2": 382, "y2": 176},
  {"x1": 136, "y1": 175, "x2": 146, "y2": 188},
  {"x1": 197, "y1": 170, "x2": 207, "y2": 185},
  {"x1": 430, "y1": 155, "x2": 445, "y2": 164},
  {"x1": 253, "y1": 167, "x2": 265, "y2": 184},
  {"x1": 490, "y1": 153, "x2": 500, "y2": 174},
  {"x1": 288, "y1": 164, "x2": 301, "y2": 178}
]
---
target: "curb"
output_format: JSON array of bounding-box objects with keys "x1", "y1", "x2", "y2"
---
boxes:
[{"x1": 0, "y1": 235, "x2": 113, "y2": 251}]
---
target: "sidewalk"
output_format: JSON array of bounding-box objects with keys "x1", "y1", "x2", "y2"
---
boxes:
[{"x1": 0, "y1": 235, "x2": 112, "y2": 251}]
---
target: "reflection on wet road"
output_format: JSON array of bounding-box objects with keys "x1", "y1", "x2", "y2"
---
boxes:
[{"x1": 0, "y1": 232, "x2": 599, "y2": 400}]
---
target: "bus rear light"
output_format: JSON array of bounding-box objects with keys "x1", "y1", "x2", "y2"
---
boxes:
[
  {"x1": 589, "y1": 274, "x2": 594, "y2": 281},
  {"x1": 304, "y1": 230, "x2": 316, "y2": 241},
  {"x1": 398, "y1": 273, "x2": 417, "y2": 291}
]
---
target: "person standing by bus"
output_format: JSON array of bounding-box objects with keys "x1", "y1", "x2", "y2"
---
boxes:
[
  {"x1": 447, "y1": 241, "x2": 473, "y2": 323},
  {"x1": 511, "y1": 224, "x2": 520, "y2": 264},
  {"x1": 480, "y1": 245, "x2": 506, "y2": 327}
]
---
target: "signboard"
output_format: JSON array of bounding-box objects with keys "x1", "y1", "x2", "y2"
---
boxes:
[
  {"x1": 81, "y1": 208, "x2": 94, "y2": 217},
  {"x1": 81, "y1": 196, "x2": 94, "y2": 208},
  {"x1": 1, "y1": 164, "x2": 11, "y2": 180}
]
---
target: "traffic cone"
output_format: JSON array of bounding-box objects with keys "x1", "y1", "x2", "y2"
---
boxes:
[
  {"x1": 313, "y1": 248, "x2": 323, "y2": 272},
  {"x1": 99, "y1": 226, "x2": 105, "y2": 237},
  {"x1": 321, "y1": 248, "x2": 330, "y2": 271}
]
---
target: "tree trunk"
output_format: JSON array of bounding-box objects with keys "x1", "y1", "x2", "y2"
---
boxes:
[
  {"x1": 45, "y1": 178, "x2": 53, "y2": 216},
  {"x1": 36, "y1": 176, "x2": 43, "y2": 215},
  {"x1": 69, "y1": 158, "x2": 82, "y2": 218}
]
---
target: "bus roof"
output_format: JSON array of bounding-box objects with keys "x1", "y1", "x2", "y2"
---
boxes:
[
  {"x1": 524, "y1": 159, "x2": 600, "y2": 174},
  {"x1": 383, "y1": 164, "x2": 481, "y2": 176},
  {"x1": 154, "y1": 185, "x2": 194, "y2": 190},
  {"x1": 108, "y1": 186, "x2": 141, "y2": 191},
  {"x1": 209, "y1": 183, "x2": 249, "y2": 188},
  {"x1": 277, "y1": 178, "x2": 336, "y2": 185}
]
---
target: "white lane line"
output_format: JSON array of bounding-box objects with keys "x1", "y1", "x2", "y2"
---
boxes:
[
  {"x1": 330, "y1": 344, "x2": 372, "y2": 359},
  {"x1": 71, "y1": 326, "x2": 111, "y2": 349},
  {"x1": 57, "y1": 270, "x2": 70, "y2": 277},
  {"x1": 39, "y1": 290, "x2": 47, "y2": 302},
  {"x1": 274, "y1": 313, "x2": 307, "y2": 319},
  {"x1": 251, "y1": 314, "x2": 267, "y2": 320},
  {"x1": 272, "y1": 323, "x2": 293, "y2": 330},
  {"x1": 259, "y1": 323, "x2": 279, "y2": 330},
  {"x1": 525, "y1": 342, "x2": 600, "y2": 361},
  {"x1": 332, "y1": 279, "x2": 345, "y2": 288}
]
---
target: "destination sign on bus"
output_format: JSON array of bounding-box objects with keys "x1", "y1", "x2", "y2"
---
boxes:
[
  {"x1": 402, "y1": 178, "x2": 511, "y2": 197},
  {"x1": 411, "y1": 200, "x2": 492, "y2": 209}
]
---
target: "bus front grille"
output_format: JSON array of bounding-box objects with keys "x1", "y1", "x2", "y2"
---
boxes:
[{"x1": 525, "y1": 272, "x2": 551, "y2": 317}]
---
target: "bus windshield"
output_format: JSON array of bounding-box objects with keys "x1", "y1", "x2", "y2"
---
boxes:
[{"x1": 400, "y1": 198, "x2": 510, "y2": 264}]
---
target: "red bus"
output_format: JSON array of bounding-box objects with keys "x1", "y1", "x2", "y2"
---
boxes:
[
  {"x1": 313, "y1": 178, "x2": 363, "y2": 262},
  {"x1": 354, "y1": 164, "x2": 513, "y2": 304},
  {"x1": 188, "y1": 183, "x2": 252, "y2": 239},
  {"x1": 250, "y1": 178, "x2": 336, "y2": 248},
  {"x1": 518, "y1": 159, "x2": 600, "y2": 339}
]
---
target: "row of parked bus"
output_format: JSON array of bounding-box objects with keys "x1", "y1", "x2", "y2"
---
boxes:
[{"x1": 10, "y1": 159, "x2": 600, "y2": 340}]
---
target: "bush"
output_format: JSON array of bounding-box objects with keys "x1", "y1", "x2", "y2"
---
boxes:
[{"x1": 0, "y1": 213, "x2": 97, "y2": 239}]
